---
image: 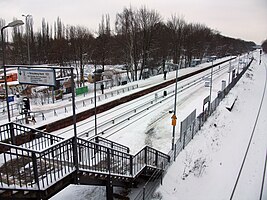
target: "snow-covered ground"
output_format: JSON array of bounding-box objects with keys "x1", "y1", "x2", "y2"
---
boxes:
[
  {"x1": 1, "y1": 52, "x2": 263, "y2": 199},
  {"x1": 50, "y1": 51, "x2": 266, "y2": 200},
  {"x1": 154, "y1": 52, "x2": 267, "y2": 200}
]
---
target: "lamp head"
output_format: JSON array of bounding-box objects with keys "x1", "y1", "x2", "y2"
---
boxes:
[{"x1": 7, "y1": 20, "x2": 24, "y2": 28}]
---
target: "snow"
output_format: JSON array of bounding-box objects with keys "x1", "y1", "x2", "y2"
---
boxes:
[
  {"x1": 1, "y1": 52, "x2": 265, "y2": 199},
  {"x1": 154, "y1": 52, "x2": 267, "y2": 200},
  {"x1": 51, "y1": 51, "x2": 266, "y2": 199}
]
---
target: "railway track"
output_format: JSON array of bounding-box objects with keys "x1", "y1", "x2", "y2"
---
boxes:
[
  {"x1": 55, "y1": 58, "x2": 234, "y2": 139},
  {"x1": 230, "y1": 58, "x2": 267, "y2": 200}
]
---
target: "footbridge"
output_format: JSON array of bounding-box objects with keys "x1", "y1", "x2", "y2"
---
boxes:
[{"x1": 0, "y1": 122, "x2": 170, "y2": 199}]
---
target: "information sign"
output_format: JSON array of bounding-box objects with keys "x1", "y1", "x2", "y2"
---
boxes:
[{"x1": 18, "y1": 68, "x2": 56, "y2": 86}]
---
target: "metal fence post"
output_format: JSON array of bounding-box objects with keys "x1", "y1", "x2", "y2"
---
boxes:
[
  {"x1": 130, "y1": 155, "x2": 133, "y2": 176},
  {"x1": 192, "y1": 121, "x2": 195, "y2": 139},
  {"x1": 32, "y1": 152, "x2": 40, "y2": 190},
  {"x1": 9, "y1": 123, "x2": 16, "y2": 145},
  {"x1": 183, "y1": 131, "x2": 186, "y2": 149},
  {"x1": 174, "y1": 143, "x2": 177, "y2": 162},
  {"x1": 143, "y1": 187, "x2": 146, "y2": 200},
  {"x1": 144, "y1": 146, "x2": 148, "y2": 165},
  {"x1": 155, "y1": 151, "x2": 158, "y2": 167}
]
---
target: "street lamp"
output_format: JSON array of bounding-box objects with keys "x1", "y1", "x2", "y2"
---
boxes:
[
  {"x1": 228, "y1": 60, "x2": 232, "y2": 84},
  {"x1": 209, "y1": 60, "x2": 214, "y2": 115},
  {"x1": 171, "y1": 61, "x2": 180, "y2": 150},
  {"x1": 22, "y1": 14, "x2": 31, "y2": 64},
  {"x1": 81, "y1": 53, "x2": 87, "y2": 87},
  {"x1": 93, "y1": 64, "x2": 102, "y2": 136},
  {"x1": 1, "y1": 20, "x2": 24, "y2": 122}
]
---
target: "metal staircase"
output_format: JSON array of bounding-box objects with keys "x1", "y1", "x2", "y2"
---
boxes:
[{"x1": 0, "y1": 122, "x2": 170, "y2": 199}]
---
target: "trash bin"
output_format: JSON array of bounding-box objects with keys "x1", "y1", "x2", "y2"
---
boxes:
[{"x1": 163, "y1": 91, "x2": 167, "y2": 97}]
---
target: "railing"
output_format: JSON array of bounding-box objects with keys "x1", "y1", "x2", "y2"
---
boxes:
[
  {"x1": 91, "y1": 136, "x2": 130, "y2": 153},
  {"x1": 0, "y1": 138, "x2": 75, "y2": 190},
  {"x1": 0, "y1": 122, "x2": 63, "y2": 151},
  {"x1": 0, "y1": 132, "x2": 170, "y2": 194},
  {"x1": 134, "y1": 167, "x2": 164, "y2": 200},
  {"x1": 0, "y1": 84, "x2": 139, "y2": 126},
  {"x1": 77, "y1": 137, "x2": 132, "y2": 176},
  {"x1": 132, "y1": 146, "x2": 170, "y2": 176}
]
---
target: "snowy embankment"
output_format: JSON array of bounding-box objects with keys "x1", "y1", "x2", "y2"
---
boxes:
[{"x1": 154, "y1": 54, "x2": 267, "y2": 200}]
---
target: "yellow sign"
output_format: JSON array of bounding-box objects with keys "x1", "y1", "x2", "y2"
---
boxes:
[{"x1": 171, "y1": 114, "x2": 177, "y2": 126}]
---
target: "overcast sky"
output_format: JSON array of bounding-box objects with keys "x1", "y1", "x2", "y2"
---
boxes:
[{"x1": 1, "y1": 0, "x2": 266, "y2": 44}]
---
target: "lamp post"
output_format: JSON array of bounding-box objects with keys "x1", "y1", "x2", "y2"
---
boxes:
[
  {"x1": 228, "y1": 60, "x2": 232, "y2": 84},
  {"x1": 22, "y1": 14, "x2": 31, "y2": 64},
  {"x1": 1, "y1": 20, "x2": 24, "y2": 122},
  {"x1": 171, "y1": 61, "x2": 181, "y2": 150},
  {"x1": 81, "y1": 53, "x2": 87, "y2": 87},
  {"x1": 93, "y1": 64, "x2": 102, "y2": 136},
  {"x1": 209, "y1": 60, "x2": 214, "y2": 115}
]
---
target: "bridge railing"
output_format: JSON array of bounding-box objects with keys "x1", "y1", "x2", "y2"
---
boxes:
[
  {"x1": 77, "y1": 137, "x2": 132, "y2": 176},
  {"x1": 132, "y1": 146, "x2": 170, "y2": 175},
  {"x1": 0, "y1": 122, "x2": 63, "y2": 151},
  {"x1": 0, "y1": 137, "x2": 75, "y2": 191},
  {"x1": 90, "y1": 136, "x2": 130, "y2": 153},
  {"x1": 0, "y1": 134, "x2": 170, "y2": 192}
]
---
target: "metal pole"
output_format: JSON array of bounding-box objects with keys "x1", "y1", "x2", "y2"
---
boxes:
[
  {"x1": 70, "y1": 68, "x2": 78, "y2": 179},
  {"x1": 209, "y1": 60, "x2": 214, "y2": 115},
  {"x1": 172, "y1": 62, "x2": 179, "y2": 150},
  {"x1": 1, "y1": 26, "x2": 11, "y2": 122},
  {"x1": 237, "y1": 55, "x2": 240, "y2": 74},
  {"x1": 26, "y1": 17, "x2": 30, "y2": 65},
  {"x1": 94, "y1": 63, "x2": 97, "y2": 136},
  {"x1": 228, "y1": 60, "x2": 231, "y2": 84},
  {"x1": 71, "y1": 68, "x2": 77, "y2": 137}
]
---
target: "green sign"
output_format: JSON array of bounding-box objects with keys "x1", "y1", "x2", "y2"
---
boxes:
[{"x1": 76, "y1": 86, "x2": 88, "y2": 96}]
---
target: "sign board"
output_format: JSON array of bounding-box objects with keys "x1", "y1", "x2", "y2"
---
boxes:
[
  {"x1": 76, "y1": 86, "x2": 88, "y2": 96},
  {"x1": 204, "y1": 78, "x2": 211, "y2": 87},
  {"x1": 18, "y1": 68, "x2": 56, "y2": 86},
  {"x1": 180, "y1": 109, "x2": 196, "y2": 137},
  {"x1": 171, "y1": 114, "x2": 177, "y2": 126},
  {"x1": 221, "y1": 80, "x2": 226, "y2": 91}
]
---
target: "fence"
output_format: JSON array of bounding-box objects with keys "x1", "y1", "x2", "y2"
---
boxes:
[
  {"x1": 171, "y1": 58, "x2": 252, "y2": 162},
  {"x1": 15, "y1": 84, "x2": 138, "y2": 125}
]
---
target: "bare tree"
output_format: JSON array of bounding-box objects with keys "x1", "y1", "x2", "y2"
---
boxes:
[
  {"x1": 94, "y1": 14, "x2": 112, "y2": 72},
  {"x1": 167, "y1": 14, "x2": 185, "y2": 64},
  {"x1": 137, "y1": 7, "x2": 161, "y2": 79},
  {"x1": 116, "y1": 7, "x2": 140, "y2": 81},
  {"x1": 11, "y1": 19, "x2": 24, "y2": 64}
]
